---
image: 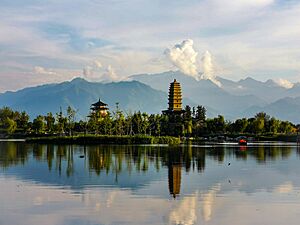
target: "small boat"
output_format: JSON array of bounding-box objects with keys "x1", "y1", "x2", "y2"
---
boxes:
[
  {"x1": 239, "y1": 139, "x2": 247, "y2": 145},
  {"x1": 238, "y1": 136, "x2": 247, "y2": 145}
]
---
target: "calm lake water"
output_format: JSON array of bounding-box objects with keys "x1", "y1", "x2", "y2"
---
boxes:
[{"x1": 1, "y1": 141, "x2": 300, "y2": 225}]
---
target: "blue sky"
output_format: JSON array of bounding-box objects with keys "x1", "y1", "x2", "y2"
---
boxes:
[{"x1": 0, "y1": 0, "x2": 300, "y2": 92}]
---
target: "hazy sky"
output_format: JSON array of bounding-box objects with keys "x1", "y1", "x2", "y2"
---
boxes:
[{"x1": 1, "y1": 0, "x2": 300, "y2": 92}]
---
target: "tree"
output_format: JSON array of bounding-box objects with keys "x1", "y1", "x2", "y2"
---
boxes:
[
  {"x1": 269, "y1": 117, "x2": 280, "y2": 134},
  {"x1": 32, "y1": 115, "x2": 46, "y2": 134},
  {"x1": 215, "y1": 115, "x2": 226, "y2": 133},
  {"x1": 87, "y1": 112, "x2": 98, "y2": 134},
  {"x1": 98, "y1": 112, "x2": 113, "y2": 135},
  {"x1": 193, "y1": 105, "x2": 207, "y2": 136},
  {"x1": 149, "y1": 114, "x2": 161, "y2": 136},
  {"x1": 4, "y1": 117, "x2": 17, "y2": 134},
  {"x1": 141, "y1": 112, "x2": 149, "y2": 134},
  {"x1": 279, "y1": 121, "x2": 294, "y2": 134},
  {"x1": 16, "y1": 111, "x2": 30, "y2": 133},
  {"x1": 183, "y1": 106, "x2": 192, "y2": 137},
  {"x1": 113, "y1": 103, "x2": 125, "y2": 135},
  {"x1": 254, "y1": 112, "x2": 271, "y2": 134},
  {"x1": 56, "y1": 109, "x2": 67, "y2": 135},
  {"x1": 132, "y1": 111, "x2": 143, "y2": 134},
  {"x1": 232, "y1": 118, "x2": 248, "y2": 133},
  {"x1": 45, "y1": 112, "x2": 55, "y2": 134},
  {"x1": 66, "y1": 106, "x2": 76, "y2": 136},
  {"x1": 253, "y1": 117, "x2": 264, "y2": 134}
]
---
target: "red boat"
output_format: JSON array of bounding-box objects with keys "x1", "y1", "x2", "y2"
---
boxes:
[{"x1": 238, "y1": 138, "x2": 247, "y2": 145}]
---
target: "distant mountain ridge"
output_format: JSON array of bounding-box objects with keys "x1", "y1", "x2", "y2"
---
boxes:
[
  {"x1": 0, "y1": 78, "x2": 175, "y2": 119},
  {"x1": 131, "y1": 71, "x2": 300, "y2": 123},
  {"x1": 1, "y1": 72, "x2": 300, "y2": 123}
]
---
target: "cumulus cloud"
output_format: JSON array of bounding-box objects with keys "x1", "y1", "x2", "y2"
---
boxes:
[
  {"x1": 165, "y1": 39, "x2": 200, "y2": 80},
  {"x1": 83, "y1": 65, "x2": 93, "y2": 77},
  {"x1": 102, "y1": 65, "x2": 119, "y2": 82},
  {"x1": 93, "y1": 60, "x2": 103, "y2": 68},
  {"x1": 83, "y1": 60, "x2": 119, "y2": 82},
  {"x1": 83, "y1": 60, "x2": 103, "y2": 79},
  {"x1": 274, "y1": 78, "x2": 294, "y2": 89},
  {"x1": 200, "y1": 51, "x2": 222, "y2": 87},
  {"x1": 165, "y1": 40, "x2": 222, "y2": 86},
  {"x1": 34, "y1": 66, "x2": 57, "y2": 76}
]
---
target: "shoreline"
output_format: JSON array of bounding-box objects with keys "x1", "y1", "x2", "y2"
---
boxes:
[{"x1": 25, "y1": 135, "x2": 181, "y2": 145}]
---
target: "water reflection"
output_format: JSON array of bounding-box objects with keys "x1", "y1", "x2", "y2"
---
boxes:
[{"x1": 1, "y1": 142, "x2": 300, "y2": 225}]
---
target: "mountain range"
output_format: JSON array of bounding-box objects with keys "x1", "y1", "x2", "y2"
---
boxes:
[
  {"x1": 0, "y1": 78, "x2": 169, "y2": 119},
  {"x1": 131, "y1": 71, "x2": 300, "y2": 123},
  {"x1": 1, "y1": 71, "x2": 300, "y2": 123}
]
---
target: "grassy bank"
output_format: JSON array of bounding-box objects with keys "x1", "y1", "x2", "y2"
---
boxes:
[{"x1": 26, "y1": 134, "x2": 181, "y2": 145}]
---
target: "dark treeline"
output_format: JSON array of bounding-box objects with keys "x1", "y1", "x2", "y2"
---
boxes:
[{"x1": 0, "y1": 105, "x2": 298, "y2": 137}]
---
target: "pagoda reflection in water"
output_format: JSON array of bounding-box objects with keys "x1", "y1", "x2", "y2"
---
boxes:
[{"x1": 168, "y1": 149, "x2": 182, "y2": 198}]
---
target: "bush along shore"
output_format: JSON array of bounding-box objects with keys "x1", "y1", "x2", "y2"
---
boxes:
[{"x1": 25, "y1": 135, "x2": 181, "y2": 145}]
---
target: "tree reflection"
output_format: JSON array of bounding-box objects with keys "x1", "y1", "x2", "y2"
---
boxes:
[
  {"x1": 0, "y1": 142, "x2": 29, "y2": 168},
  {"x1": 0, "y1": 143, "x2": 296, "y2": 184}
]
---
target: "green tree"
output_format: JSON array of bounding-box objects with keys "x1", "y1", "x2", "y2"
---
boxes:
[
  {"x1": 87, "y1": 112, "x2": 98, "y2": 134},
  {"x1": 132, "y1": 111, "x2": 143, "y2": 134},
  {"x1": 32, "y1": 115, "x2": 46, "y2": 134},
  {"x1": 66, "y1": 106, "x2": 76, "y2": 136},
  {"x1": 193, "y1": 105, "x2": 207, "y2": 136},
  {"x1": 232, "y1": 118, "x2": 248, "y2": 133},
  {"x1": 196, "y1": 105, "x2": 206, "y2": 121},
  {"x1": 279, "y1": 121, "x2": 294, "y2": 134},
  {"x1": 98, "y1": 112, "x2": 113, "y2": 135},
  {"x1": 141, "y1": 112, "x2": 149, "y2": 134},
  {"x1": 45, "y1": 112, "x2": 55, "y2": 134},
  {"x1": 149, "y1": 114, "x2": 161, "y2": 136},
  {"x1": 269, "y1": 117, "x2": 280, "y2": 134},
  {"x1": 4, "y1": 117, "x2": 17, "y2": 134},
  {"x1": 56, "y1": 109, "x2": 67, "y2": 135},
  {"x1": 16, "y1": 111, "x2": 30, "y2": 133},
  {"x1": 183, "y1": 105, "x2": 192, "y2": 136},
  {"x1": 113, "y1": 103, "x2": 125, "y2": 135}
]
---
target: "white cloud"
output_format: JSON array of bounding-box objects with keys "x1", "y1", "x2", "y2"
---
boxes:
[
  {"x1": 102, "y1": 65, "x2": 119, "y2": 82},
  {"x1": 164, "y1": 40, "x2": 222, "y2": 86},
  {"x1": 34, "y1": 66, "x2": 57, "y2": 76},
  {"x1": 212, "y1": 0, "x2": 274, "y2": 10},
  {"x1": 93, "y1": 60, "x2": 102, "y2": 68},
  {"x1": 83, "y1": 65, "x2": 93, "y2": 77},
  {"x1": 82, "y1": 60, "x2": 120, "y2": 82},
  {"x1": 200, "y1": 51, "x2": 222, "y2": 87},
  {"x1": 274, "y1": 78, "x2": 294, "y2": 89},
  {"x1": 164, "y1": 39, "x2": 200, "y2": 79}
]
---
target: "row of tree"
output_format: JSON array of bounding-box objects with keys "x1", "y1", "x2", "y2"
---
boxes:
[{"x1": 0, "y1": 105, "x2": 297, "y2": 137}]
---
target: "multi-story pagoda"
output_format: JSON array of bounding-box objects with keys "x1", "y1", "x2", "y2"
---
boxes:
[
  {"x1": 90, "y1": 98, "x2": 109, "y2": 117},
  {"x1": 163, "y1": 79, "x2": 184, "y2": 115}
]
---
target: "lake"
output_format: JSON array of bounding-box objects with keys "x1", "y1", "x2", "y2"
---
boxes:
[{"x1": 1, "y1": 141, "x2": 300, "y2": 225}]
